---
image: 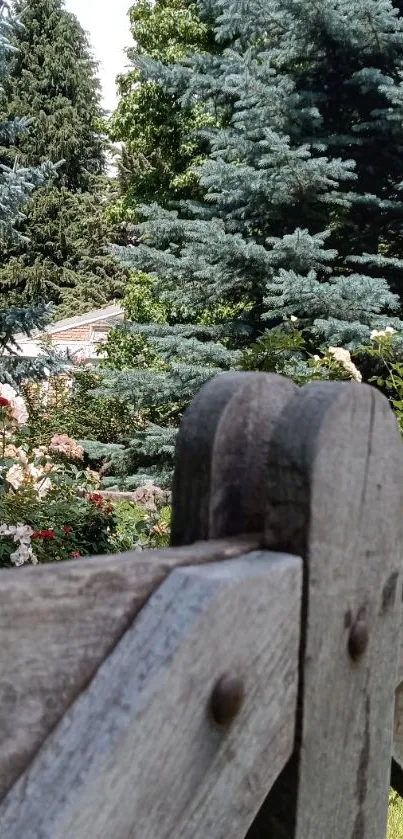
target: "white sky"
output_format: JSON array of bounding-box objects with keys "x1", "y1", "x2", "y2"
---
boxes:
[{"x1": 64, "y1": 0, "x2": 132, "y2": 113}]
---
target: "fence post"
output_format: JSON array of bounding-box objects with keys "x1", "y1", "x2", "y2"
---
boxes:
[
  {"x1": 171, "y1": 372, "x2": 297, "y2": 545},
  {"x1": 172, "y1": 375, "x2": 403, "y2": 839}
]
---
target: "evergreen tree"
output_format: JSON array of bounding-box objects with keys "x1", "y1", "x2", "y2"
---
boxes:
[
  {"x1": 6, "y1": 0, "x2": 103, "y2": 188},
  {"x1": 0, "y1": 0, "x2": 58, "y2": 386},
  {"x1": 109, "y1": 0, "x2": 212, "y2": 219},
  {"x1": 101, "y1": 0, "x2": 403, "y2": 487},
  {"x1": 0, "y1": 0, "x2": 126, "y2": 314}
]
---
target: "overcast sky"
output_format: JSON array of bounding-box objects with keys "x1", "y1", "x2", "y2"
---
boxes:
[{"x1": 64, "y1": 0, "x2": 131, "y2": 113}]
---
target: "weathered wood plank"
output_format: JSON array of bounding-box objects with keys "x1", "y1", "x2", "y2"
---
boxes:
[
  {"x1": 182, "y1": 374, "x2": 403, "y2": 837},
  {"x1": 171, "y1": 372, "x2": 296, "y2": 546},
  {"x1": 209, "y1": 374, "x2": 297, "y2": 537},
  {"x1": 393, "y1": 682, "x2": 403, "y2": 774},
  {"x1": 0, "y1": 551, "x2": 302, "y2": 839},
  {"x1": 0, "y1": 534, "x2": 260, "y2": 802},
  {"x1": 245, "y1": 381, "x2": 403, "y2": 839}
]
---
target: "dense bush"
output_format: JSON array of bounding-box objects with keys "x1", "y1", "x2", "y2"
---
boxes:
[
  {"x1": 0, "y1": 380, "x2": 170, "y2": 566},
  {"x1": 22, "y1": 368, "x2": 135, "y2": 446}
]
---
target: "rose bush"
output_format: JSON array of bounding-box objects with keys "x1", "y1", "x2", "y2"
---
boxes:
[{"x1": 0, "y1": 388, "x2": 120, "y2": 567}]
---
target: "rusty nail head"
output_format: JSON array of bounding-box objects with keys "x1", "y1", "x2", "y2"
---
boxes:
[
  {"x1": 209, "y1": 673, "x2": 245, "y2": 729},
  {"x1": 348, "y1": 619, "x2": 369, "y2": 661}
]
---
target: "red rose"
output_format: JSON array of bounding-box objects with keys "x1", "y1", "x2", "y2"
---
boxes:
[
  {"x1": 71, "y1": 551, "x2": 81, "y2": 558},
  {"x1": 35, "y1": 529, "x2": 56, "y2": 540},
  {"x1": 0, "y1": 396, "x2": 9, "y2": 407},
  {"x1": 88, "y1": 493, "x2": 104, "y2": 507}
]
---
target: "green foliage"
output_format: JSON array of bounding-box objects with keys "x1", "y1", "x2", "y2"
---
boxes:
[
  {"x1": 103, "y1": 270, "x2": 167, "y2": 372},
  {"x1": 0, "y1": 478, "x2": 118, "y2": 565},
  {"x1": 116, "y1": 0, "x2": 403, "y2": 345},
  {"x1": 0, "y1": 0, "x2": 60, "y2": 385},
  {"x1": 23, "y1": 368, "x2": 135, "y2": 445},
  {"x1": 0, "y1": 178, "x2": 127, "y2": 315},
  {"x1": 0, "y1": 0, "x2": 125, "y2": 315},
  {"x1": 111, "y1": 500, "x2": 170, "y2": 551},
  {"x1": 104, "y1": 0, "x2": 403, "y2": 487},
  {"x1": 109, "y1": 0, "x2": 213, "y2": 217},
  {"x1": 4, "y1": 0, "x2": 104, "y2": 188}
]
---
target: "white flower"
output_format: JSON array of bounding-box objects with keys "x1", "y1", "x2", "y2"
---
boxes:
[
  {"x1": 0, "y1": 383, "x2": 28, "y2": 425},
  {"x1": 0, "y1": 522, "x2": 37, "y2": 566},
  {"x1": 27, "y1": 464, "x2": 52, "y2": 498},
  {"x1": 6, "y1": 463, "x2": 26, "y2": 490},
  {"x1": 36, "y1": 476, "x2": 52, "y2": 499},
  {"x1": 313, "y1": 354, "x2": 321, "y2": 362},
  {"x1": 329, "y1": 347, "x2": 362, "y2": 382},
  {"x1": 290, "y1": 315, "x2": 298, "y2": 323},
  {"x1": 33, "y1": 446, "x2": 48, "y2": 459},
  {"x1": 11, "y1": 396, "x2": 29, "y2": 425},
  {"x1": 0, "y1": 383, "x2": 17, "y2": 402},
  {"x1": 0, "y1": 524, "x2": 16, "y2": 536},
  {"x1": 370, "y1": 327, "x2": 396, "y2": 341},
  {"x1": 10, "y1": 544, "x2": 37, "y2": 567},
  {"x1": 4, "y1": 445, "x2": 29, "y2": 466},
  {"x1": 14, "y1": 524, "x2": 34, "y2": 543}
]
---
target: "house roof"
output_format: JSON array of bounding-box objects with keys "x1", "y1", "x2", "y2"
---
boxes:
[{"x1": 14, "y1": 304, "x2": 124, "y2": 344}]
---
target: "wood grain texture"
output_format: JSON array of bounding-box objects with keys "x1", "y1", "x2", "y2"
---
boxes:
[
  {"x1": 171, "y1": 372, "x2": 294, "y2": 546},
  {"x1": 246, "y1": 381, "x2": 403, "y2": 839},
  {"x1": 0, "y1": 534, "x2": 260, "y2": 803},
  {"x1": 393, "y1": 682, "x2": 403, "y2": 774},
  {"x1": 0, "y1": 551, "x2": 302, "y2": 839},
  {"x1": 209, "y1": 374, "x2": 297, "y2": 537},
  {"x1": 171, "y1": 372, "x2": 255, "y2": 546}
]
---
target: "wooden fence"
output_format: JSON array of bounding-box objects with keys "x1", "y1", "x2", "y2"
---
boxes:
[{"x1": 1, "y1": 371, "x2": 403, "y2": 838}]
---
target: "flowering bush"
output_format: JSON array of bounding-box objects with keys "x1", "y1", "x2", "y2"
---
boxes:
[
  {"x1": 22, "y1": 368, "x2": 135, "y2": 447},
  {"x1": 0, "y1": 388, "x2": 120, "y2": 567}
]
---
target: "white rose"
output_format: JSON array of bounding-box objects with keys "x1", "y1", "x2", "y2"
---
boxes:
[
  {"x1": 36, "y1": 477, "x2": 52, "y2": 499},
  {"x1": 5, "y1": 464, "x2": 26, "y2": 490},
  {"x1": 0, "y1": 383, "x2": 17, "y2": 402},
  {"x1": 10, "y1": 395, "x2": 29, "y2": 425},
  {"x1": 329, "y1": 347, "x2": 362, "y2": 383}
]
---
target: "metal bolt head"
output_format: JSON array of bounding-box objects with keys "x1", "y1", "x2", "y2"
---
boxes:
[
  {"x1": 348, "y1": 619, "x2": 369, "y2": 661},
  {"x1": 209, "y1": 673, "x2": 245, "y2": 729}
]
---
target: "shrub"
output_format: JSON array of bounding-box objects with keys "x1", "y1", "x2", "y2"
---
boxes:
[
  {"x1": 0, "y1": 386, "x2": 120, "y2": 566},
  {"x1": 22, "y1": 368, "x2": 135, "y2": 447}
]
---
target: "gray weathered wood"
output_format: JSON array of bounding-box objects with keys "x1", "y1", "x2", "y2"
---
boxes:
[
  {"x1": 209, "y1": 374, "x2": 297, "y2": 537},
  {"x1": 246, "y1": 381, "x2": 403, "y2": 839},
  {"x1": 171, "y1": 372, "x2": 295, "y2": 546},
  {"x1": 0, "y1": 534, "x2": 260, "y2": 802},
  {"x1": 185, "y1": 375, "x2": 403, "y2": 839},
  {"x1": 0, "y1": 551, "x2": 302, "y2": 839},
  {"x1": 394, "y1": 682, "x2": 403, "y2": 773}
]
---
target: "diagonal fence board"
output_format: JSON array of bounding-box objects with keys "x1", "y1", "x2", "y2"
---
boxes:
[
  {"x1": 0, "y1": 534, "x2": 260, "y2": 803},
  {"x1": 0, "y1": 551, "x2": 302, "y2": 839}
]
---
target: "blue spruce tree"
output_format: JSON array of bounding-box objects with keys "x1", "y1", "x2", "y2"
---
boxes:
[
  {"x1": 0, "y1": 0, "x2": 58, "y2": 386},
  {"x1": 98, "y1": 0, "x2": 403, "y2": 487}
]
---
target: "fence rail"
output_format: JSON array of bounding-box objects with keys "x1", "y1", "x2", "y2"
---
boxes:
[{"x1": 1, "y1": 371, "x2": 403, "y2": 838}]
